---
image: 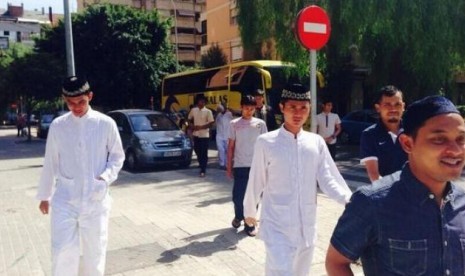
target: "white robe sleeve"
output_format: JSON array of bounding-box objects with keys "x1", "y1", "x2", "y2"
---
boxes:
[
  {"x1": 244, "y1": 136, "x2": 266, "y2": 218},
  {"x1": 36, "y1": 123, "x2": 59, "y2": 201},
  {"x1": 316, "y1": 137, "x2": 352, "y2": 205},
  {"x1": 99, "y1": 119, "x2": 125, "y2": 185}
]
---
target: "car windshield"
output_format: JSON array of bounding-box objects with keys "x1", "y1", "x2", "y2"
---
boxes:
[
  {"x1": 41, "y1": 115, "x2": 54, "y2": 123},
  {"x1": 130, "y1": 114, "x2": 178, "y2": 132}
]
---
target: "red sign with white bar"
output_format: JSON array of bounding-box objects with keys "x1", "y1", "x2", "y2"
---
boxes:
[{"x1": 295, "y1": 5, "x2": 331, "y2": 50}]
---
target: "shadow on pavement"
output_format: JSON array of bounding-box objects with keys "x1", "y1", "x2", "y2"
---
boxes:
[{"x1": 157, "y1": 227, "x2": 247, "y2": 263}]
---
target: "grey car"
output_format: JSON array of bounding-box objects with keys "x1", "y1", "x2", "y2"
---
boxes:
[{"x1": 108, "y1": 109, "x2": 193, "y2": 170}]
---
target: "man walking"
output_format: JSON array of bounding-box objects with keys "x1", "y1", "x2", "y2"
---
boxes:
[
  {"x1": 253, "y1": 88, "x2": 278, "y2": 131},
  {"x1": 244, "y1": 83, "x2": 352, "y2": 275},
  {"x1": 215, "y1": 104, "x2": 233, "y2": 170},
  {"x1": 326, "y1": 95, "x2": 465, "y2": 275},
  {"x1": 316, "y1": 98, "x2": 341, "y2": 160},
  {"x1": 36, "y1": 76, "x2": 125, "y2": 276},
  {"x1": 360, "y1": 85, "x2": 407, "y2": 182},
  {"x1": 226, "y1": 95, "x2": 267, "y2": 235},
  {"x1": 188, "y1": 94, "x2": 214, "y2": 177}
]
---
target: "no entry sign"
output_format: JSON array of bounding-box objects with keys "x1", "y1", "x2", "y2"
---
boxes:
[{"x1": 295, "y1": 5, "x2": 331, "y2": 50}]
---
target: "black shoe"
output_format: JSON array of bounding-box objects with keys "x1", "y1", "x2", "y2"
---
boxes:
[
  {"x1": 244, "y1": 224, "x2": 256, "y2": 237},
  {"x1": 231, "y1": 218, "x2": 241, "y2": 229}
]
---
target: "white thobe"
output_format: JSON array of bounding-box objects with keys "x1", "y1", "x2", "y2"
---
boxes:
[
  {"x1": 215, "y1": 110, "x2": 233, "y2": 167},
  {"x1": 244, "y1": 126, "x2": 351, "y2": 276},
  {"x1": 36, "y1": 108, "x2": 125, "y2": 276}
]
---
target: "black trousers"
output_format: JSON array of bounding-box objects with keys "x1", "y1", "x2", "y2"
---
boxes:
[
  {"x1": 327, "y1": 143, "x2": 337, "y2": 160},
  {"x1": 194, "y1": 137, "x2": 209, "y2": 173},
  {"x1": 232, "y1": 167, "x2": 250, "y2": 220}
]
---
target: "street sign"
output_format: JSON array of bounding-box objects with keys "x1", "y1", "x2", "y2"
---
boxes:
[{"x1": 295, "y1": 5, "x2": 331, "y2": 50}]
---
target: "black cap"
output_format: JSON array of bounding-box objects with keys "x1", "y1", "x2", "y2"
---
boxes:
[
  {"x1": 402, "y1": 95, "x2": 459, "y2": 135},
  {"x1": 62, "y1": 76, "x2": 90, "y2": 97},
  {"x1": 281, "y1": 83, "x2": 310, "y2": 101},
  {"x1": 251, "y1": 88, "x2": 265, "y2": 96},
  {"x1": 240, "y1": 95, "x2": 257, "y2": 106}
]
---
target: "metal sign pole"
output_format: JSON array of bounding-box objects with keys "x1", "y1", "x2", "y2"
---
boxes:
[{"x1": 310, "y1": 49, "x2": 317, "y2": 133}]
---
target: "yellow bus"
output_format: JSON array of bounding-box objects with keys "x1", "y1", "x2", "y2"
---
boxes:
[{"x1": 161, "y1": 60, "x2": 324, "y2": 116}]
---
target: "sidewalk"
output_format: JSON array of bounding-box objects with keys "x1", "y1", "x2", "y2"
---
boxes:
[{"x1": 0, "y1": 127, "x2": 364, "y2": 276}]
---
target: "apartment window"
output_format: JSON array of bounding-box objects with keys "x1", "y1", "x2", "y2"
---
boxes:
[
  {"x1": 4, "y1": 31, "x2": 9, "y2": 36},
  {"x1": 230, "y1": 3, "x2": 238, "y2": 25},
  {"x1": 201, "y1": 20, "x2": 207, "y2": 45},
  {"x1": 16, "y1": 32, "x2": 21, "y2": 42}
]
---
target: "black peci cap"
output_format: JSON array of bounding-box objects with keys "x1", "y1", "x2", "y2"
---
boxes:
[
  {"x1": 281, "y1": 83, "x2": 311, "y2": 101},
  {"x1": 402, "y1": 95, "x2": 459, "y2": 135},
  {"x1": 62, "y1": 76, "x2": 91, "y2": 97}
]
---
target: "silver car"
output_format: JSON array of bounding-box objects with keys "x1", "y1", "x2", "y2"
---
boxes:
[{"x1": 108, "y1": 109, "x2": 192, "y2": 170}]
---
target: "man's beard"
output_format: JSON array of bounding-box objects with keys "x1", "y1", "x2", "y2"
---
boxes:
[{"x1": 387, "y1": 118, "x2": 400, "y2": 123}]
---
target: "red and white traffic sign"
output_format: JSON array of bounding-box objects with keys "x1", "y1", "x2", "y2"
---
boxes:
[{"x1": 295, "y1": 5, "x2": 331, "y2": 50}]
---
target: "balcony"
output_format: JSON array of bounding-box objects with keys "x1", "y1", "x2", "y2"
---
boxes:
[
  {"x1": 154, "y1": 0, "x2": 204, "y2": 13},
  {"x1": 170, "y1": 33, "x2": 200, "y2": 45},
  {"x1": 178, "y1": 49, "x2": 200, "y2": 63},
  {"x1": 175, "y1": 16, "x2": 196, "y2": 29}
]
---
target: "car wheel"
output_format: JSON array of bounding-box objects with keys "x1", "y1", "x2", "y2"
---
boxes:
[
  {"x1": 339, "y1": 131, "x2": 350, "y2": 145},
  {"x1": 125, "y1": 151, "x2": 139, "y2": 171},
  {"x1": 179, "y1": 159, "x2": 191, "y2": 168}
]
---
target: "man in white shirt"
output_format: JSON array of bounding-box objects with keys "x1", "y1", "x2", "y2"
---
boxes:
[
  {"x1": 316, "y1": 98, "x2": 341, "y2": 160},
  {"x1": 215, "y1": 104, "x2": 233, "y2": 170},
  {"x1": 226, "y1": 95, "x2": 267, "y2": 236},
  {"x1": 36, "y1": 76, "x2": 125, "y2": 276},
  {"x1": 243, "y1": 83, "x2": 352, "y2": 276},
  {"x1": 188, "y1": 94, "x2": 214, "y2": 177}
]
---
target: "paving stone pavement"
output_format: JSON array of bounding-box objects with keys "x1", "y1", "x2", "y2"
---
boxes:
[{"x1": 0, "y1": 126, "x2": 365, "y2": 276}]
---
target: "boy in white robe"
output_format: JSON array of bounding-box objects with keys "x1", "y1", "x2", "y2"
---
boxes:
[
  {"x1": 36, "y1": 76, "x2": 125, "y2": 276},
  {"x1": 243, "y1": 83, "x2": 352, "y2": 276}
]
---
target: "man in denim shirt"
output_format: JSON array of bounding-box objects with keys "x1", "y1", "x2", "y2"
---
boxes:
[{"x1": 326, "y1": 95, "x2": 465, "y2": 275}]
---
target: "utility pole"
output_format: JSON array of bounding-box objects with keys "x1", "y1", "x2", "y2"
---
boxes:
[
  {"x1": 63, "y1": 0, "x2": 75, "y2": 76},
  {"x1": 62, "y1": 0, "x2": 75, "y2": 111}
]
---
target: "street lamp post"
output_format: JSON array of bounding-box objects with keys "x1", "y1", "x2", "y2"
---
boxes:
[{"x1": 169, "y1": 0, "x2": 179, "y2": 72}]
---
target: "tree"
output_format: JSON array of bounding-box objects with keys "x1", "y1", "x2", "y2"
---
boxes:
[
  {"x1": 200, "y1": 43, "x2": 228, "y2": 68},
  {"x1": 2, "y1": 52, "x2": 65, "y2": 140},
  {"x1": 35, "y1": 4, "x2": 177, "y2": 110},
  {"x1": 0, "y1": 43, "x2": 33, "y2": 117},
  {"x1": 236, "y1": 0, "x2": 465, "y2": 103}
]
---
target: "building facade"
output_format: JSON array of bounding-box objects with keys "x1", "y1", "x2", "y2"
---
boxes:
[
  {"x1": 200, "y1": 0, "x2": 242, "y2": 62},
  {"x1": 0, "y1": 4, "x2": 58, "y2": 49},
  {"x1": 77, "y1": 0, "x2": 205, "y2": 66}
]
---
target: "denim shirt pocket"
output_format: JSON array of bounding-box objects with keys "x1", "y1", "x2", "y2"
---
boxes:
[{"x1": 389, "y1": 238, "x2": 427, "y2": 276}]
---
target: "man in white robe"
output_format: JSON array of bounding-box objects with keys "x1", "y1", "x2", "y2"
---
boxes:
[
  {"x1": 36, "y1": 76, "x2": 125, "y2": 276},
  {"x1": 243, "y1": 83, "x2": 352, "y2": 276}
]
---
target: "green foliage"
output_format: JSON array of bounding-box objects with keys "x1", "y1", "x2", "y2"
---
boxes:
[
  {"x1": 236, "y1": 0, "x2": 311, "y2": 75},
  {"x1": 0, "y1": 43, "x2": 34, "y2": 113},
  {"x1": 327, "y1": 0, "x2": 465, "y2": 100},
  {"x1": 35, "y1": 3, "x2": 177, "y2": 110},
  {"x1": 200, "y1": 43, "x2": 228, "y2": 68},
  {"x1": 236, "y1": 0, "x2": 465, "y2": 102}
]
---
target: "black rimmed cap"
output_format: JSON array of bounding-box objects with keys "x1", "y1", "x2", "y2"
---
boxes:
[
  {"x1": 62, "y1": 76, "x2": 91, "y2": 97},
  {"x1": 240, "y1": 95, "x2": 257, "y2": 106},
  {"x1": 251, "y1": 88, "x2": 265, "y2": 96},
  {"x1": 402, "y1": 95, "x2": 459, "y2": 135},
  {"x1": 281, "y1": 83, "x2": 311, "y2": 101}
]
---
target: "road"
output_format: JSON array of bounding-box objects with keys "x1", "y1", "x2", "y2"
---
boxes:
[{"x1": 0, "y1": 126, "x2": 366, "y2": 275}]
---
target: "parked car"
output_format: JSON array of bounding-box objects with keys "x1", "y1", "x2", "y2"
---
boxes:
[
  {"x1": 340, "y1": 109, "x2": 379, "y2": 144},
  {"x1": 107, "y1": 109, "x2": 193, "y2": 170},
  {"x1": 37, "y1": 114, "x2": 55, "y2": 139}
]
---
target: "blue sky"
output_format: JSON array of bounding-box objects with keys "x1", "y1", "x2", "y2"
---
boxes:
[{"x1": 0, "y1": 0, "x2": 77, "y2": 14}]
